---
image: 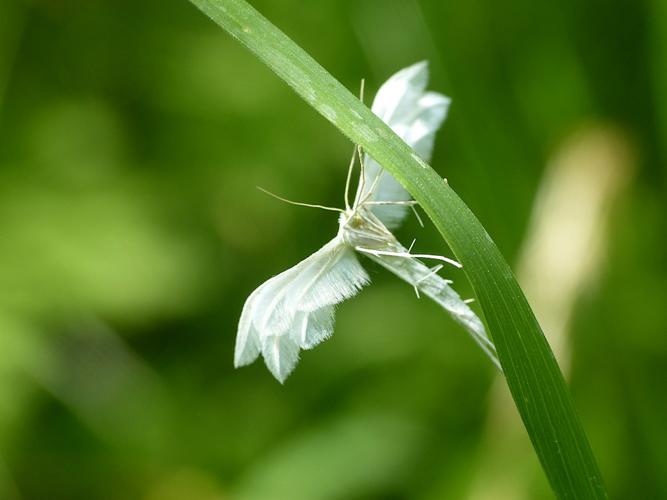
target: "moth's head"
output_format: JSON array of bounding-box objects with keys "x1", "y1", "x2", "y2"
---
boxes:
[{"x1": 339, "y1": 207, "x2": 365, "y2": 230}]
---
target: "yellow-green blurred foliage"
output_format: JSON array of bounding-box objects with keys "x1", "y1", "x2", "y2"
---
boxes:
[{"x1": 0, "y1": 0, "x2": 665, "y2": 499}]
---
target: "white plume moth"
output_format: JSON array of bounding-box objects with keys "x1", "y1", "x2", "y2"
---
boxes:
[{"x1": 235, "y1": 61, "x2": 499, "y2": 383}]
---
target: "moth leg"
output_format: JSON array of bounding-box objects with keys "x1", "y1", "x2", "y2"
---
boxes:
[
  {"x1": 359, "y1": 200, "x2": 423, "y2": 227},
  {"x1": 353, "y1": 145, "x2": 367, "y2": 207},
  {"x1": 343, "y1": 146, "x2": 357, "y2": 211},
  {"x1": 363, "y1": 200, "x2": 418, "y2": 206},
  {"x1": 354, "y1": 246, "x2": 462, "y2": 269},
  {"x1": 356, "y1": 167, "x2": 385, "y2": 207},
  {"x1": 411, "y1": 204, "x2": 424, "y2": 227},
  {"x1": 414, "y1": 264, "x2": 445, "y2": 298}
]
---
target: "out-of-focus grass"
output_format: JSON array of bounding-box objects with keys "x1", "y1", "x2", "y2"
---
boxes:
[{"x1": 0, "y1": 0, "x2": 665, "y2": 499}]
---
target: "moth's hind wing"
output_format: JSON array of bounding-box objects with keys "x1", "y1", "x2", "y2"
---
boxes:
[
  {"x1": 235, "y1": 238, "x2": 370, "y2": 383},
  {"x1": 235, "y1": 281, "x2": 266, "y2": 367},
  {"x1": 362, "y1": 245, "x2": 500, "y2": 369},
  {"x1": 235, "y1": 269, "x2": 294, "y2": 368},
  {"x1": 261, "y1": 305, "x2": 334, "y2": 383},
  {"x1": 261, "y1": 333, "x2": 301, "y2": 384},
  {"x1": 292, "y1": 306, "x2": 335, "y2": 350},
  {"x1": 356, "y1": 62, "x2": 450, "y2": 229}
]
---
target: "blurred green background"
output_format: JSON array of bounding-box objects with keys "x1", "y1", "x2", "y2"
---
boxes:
[{"x1": 0, "y1": 0, "x2": 665, "y2": 499}]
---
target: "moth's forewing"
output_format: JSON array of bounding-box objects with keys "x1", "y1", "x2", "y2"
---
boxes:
[
  {"x1": 235, "y1": 237, "x2": 369, "y2": 382},
  {"x1": 356, "y1": 62, "x2": 450, "y2": 229}
]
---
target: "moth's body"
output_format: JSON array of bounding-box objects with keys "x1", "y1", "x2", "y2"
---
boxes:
[
  {"x1": 234, "y1": 62, "x2": 498, "y2": 382},
  {"x1": 340, "y1": 203, "x2": 497, "y2": 362},
  {"x1": 339, "y1": 206, "x2": 392, "y2": 250}
]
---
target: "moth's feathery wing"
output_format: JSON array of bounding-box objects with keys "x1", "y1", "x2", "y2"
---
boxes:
[
  {"x1": 235, "y1": 238, "x2": 369, "y2": 382},
  {"x1": 362, "y1": 239, "x2": 500, "y2": 368},
  {"x1": 235, "y1": 265, "x2": 301, "y2": 368},
  {"x1": 235, "y1": 279, "x2": 269, "y2": 368},
  {"x1": 261, "y1": 333, "x2": 301, "y2": 385},
  {"x1": 293, "y1": 306, "x2": 335, "y2": 349},
  {"x1": 261, "y1": 306, "x2": 335, "y2": 383},
  {"x1": 358, "y1": 61, "x2": 450, "y2": 228}
]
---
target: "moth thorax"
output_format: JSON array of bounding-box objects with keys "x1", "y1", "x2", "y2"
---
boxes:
[{"x1": 340, "y1": 210, "x2": 391, "y2": 249}]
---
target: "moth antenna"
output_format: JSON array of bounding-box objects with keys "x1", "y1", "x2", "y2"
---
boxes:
[
  {"x1": 343, "y1": 146, "x2": 357, "y2": 211},
  {"x1": 408, "y1": 238, "x2": 416, "y2": 253},
  {"x1": 359, "y1": 78, "x2": 366, "y2": 103},
  {"x1": 352, "y1": 144, "x2": 367, "y2": 207},
  {"x1": 463, "y1": 298, "x2": 476, "y2": 304},
  {"x1": 257, "y1": 186, "x2": 344, "y2": 213},
  {"x1": 414, "y1": 285, "x2": 421, "y2": 299}
]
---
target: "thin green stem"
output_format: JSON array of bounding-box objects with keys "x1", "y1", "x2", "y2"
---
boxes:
[{"x1": 188, "y1": 1, "x2": 607, "y2": 498}]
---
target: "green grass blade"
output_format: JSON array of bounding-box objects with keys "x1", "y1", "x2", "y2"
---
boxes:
[{"x1": 188, "y1": 0, "x2": 607, "y2": 497}]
